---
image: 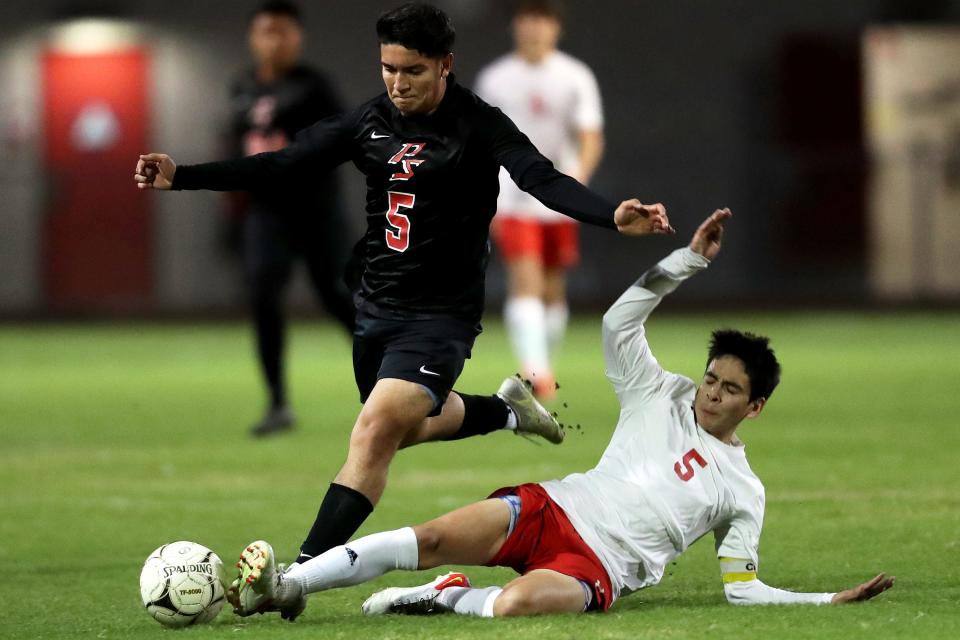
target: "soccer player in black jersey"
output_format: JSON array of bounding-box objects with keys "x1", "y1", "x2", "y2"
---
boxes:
[
  {"x1": 135, "y1": 2, "x2": 674, "y2": 619},
  {"x1": 229, "y1": 1, "x2": 356, "y2": 437}
]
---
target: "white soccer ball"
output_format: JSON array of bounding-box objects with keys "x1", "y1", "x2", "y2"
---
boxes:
[{"x1": 139, "y1": 541, "x2": 228, "y2": 628}]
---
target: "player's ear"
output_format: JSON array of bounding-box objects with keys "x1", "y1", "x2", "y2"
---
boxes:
[
  {"x1": 440, "y1": 53, "x2": 454, "y2": 78},
  {"x1": 745, "y1": 397, "x2": 766, "y2": 420}
]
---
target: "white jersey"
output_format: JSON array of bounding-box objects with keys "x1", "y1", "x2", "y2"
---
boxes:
[
  {"x1": 541, "y1": 248, "x2": 833, "y2": 606},
  {"x1": 476, "y1": 51, "x2": 603, "y2": 221}
]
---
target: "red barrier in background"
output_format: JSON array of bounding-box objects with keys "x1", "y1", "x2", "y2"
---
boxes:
[{"x1": 42, "y1": 49, "x2": 152, "y2": 310}]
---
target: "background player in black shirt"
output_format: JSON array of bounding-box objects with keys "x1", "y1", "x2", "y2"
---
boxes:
[
  {"x1": 229, "y1": 1, "x2": 356, "y2": 437},
  {"x1": 135, "y1": 2, "x2": 675, "y2": 619}
]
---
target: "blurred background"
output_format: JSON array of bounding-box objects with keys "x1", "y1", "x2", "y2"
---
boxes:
[{"x1": 2, "y1": 0, "x2": 960, "y2": 318}]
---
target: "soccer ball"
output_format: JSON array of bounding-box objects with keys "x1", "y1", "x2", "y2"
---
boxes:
[{"x1": 139, "y1": 541, "x2": 228, "y2": 628}]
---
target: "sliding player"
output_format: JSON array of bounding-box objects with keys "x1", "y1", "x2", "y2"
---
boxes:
[{"x1": 228, "y1": 208, "x2": 894, "y2": 618}]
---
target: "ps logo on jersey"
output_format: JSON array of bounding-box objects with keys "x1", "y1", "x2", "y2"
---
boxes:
[{"x1": 388, "y1": 143, "x2": 426, "y2": 181}]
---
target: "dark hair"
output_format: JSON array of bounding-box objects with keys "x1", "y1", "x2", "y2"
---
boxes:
[
  {"x1": 514, "y1": 0, "x2": 565, "y2": 21},
  {"x1": 376, "y1": 3, "x2": 455, "y2": 58},
  {"x1": 250, "y1": 0, "x2": 302, "y2": 25},
  {"x1": 707, "y1": 329, "x2": 781, "y2": 402}
]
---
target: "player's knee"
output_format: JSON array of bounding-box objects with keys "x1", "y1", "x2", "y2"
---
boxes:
[
  {"x1": 351, "y1": 411, "x2": 406, "y2": 451},
  {"x1": 412, "y1": 525, "x2": 441, "y2": 566},
  {"x1": 491, "y1": 587, "x2": 538, "y2": 617}
]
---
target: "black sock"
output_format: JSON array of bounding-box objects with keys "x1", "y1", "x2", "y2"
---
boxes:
[
  {"x1": 445, "y1": 393, "x2": 510, "y2": 441},
  {"x1": 296, "y1": 483, "x2": 374, "y2": 563}
]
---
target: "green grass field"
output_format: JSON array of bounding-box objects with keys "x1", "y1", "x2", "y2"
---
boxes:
[{"x1": 2, "y1": 313, "x2": 959, "y2": 639}]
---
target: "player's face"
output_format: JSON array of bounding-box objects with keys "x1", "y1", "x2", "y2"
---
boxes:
[
  {"x1": 381, "y1": 44, "x2": 453, "y2": 116},
  {"x1": 694, "y1": 356, "x2": 765, "y2": 435},
  {"x1": 249, "y1": 13, "x2": 303, "y2": 71},
  {"x1": 512, "y1": 13, "x2": 562, "y2": 60}
]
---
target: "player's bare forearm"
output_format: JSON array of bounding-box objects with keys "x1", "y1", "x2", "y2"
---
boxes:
[
  {"x1": 688, "y1": 208, "x2": 732, "y2": 259},
  {"x1": 572, "y1": 129, "x2": 604, "y2": 184}
]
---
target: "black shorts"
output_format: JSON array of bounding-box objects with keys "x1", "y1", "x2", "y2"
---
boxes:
[{"x1": 353, "y1": 309, "x2": 480, "y2": 416}]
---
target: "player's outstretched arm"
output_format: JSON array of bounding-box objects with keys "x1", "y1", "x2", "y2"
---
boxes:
[
  {"x1": 719, "y1": 551, "x2": 895, "y2": 606},
  {"x1": 132, "y1": 111, "x2": 355, "y2": 194},
  {"x1": 484, "y1": 104, "x2": 672, "y2": 234},
  {"x1": 601, "y1": 208, "x2": 730, "y2": 397},
  {"x1": 830, "y1": 573, "x2": 896, "y2": 604},
  {"x1": 722, "y1": 571, "x2": 895, "y2": 606},
  {"x1": 134, "y1": 153, "x2": 176, "y2": 190}
]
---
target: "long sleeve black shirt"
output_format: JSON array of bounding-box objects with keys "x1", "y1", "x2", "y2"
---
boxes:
[
  {"x1": 226, "y1": 63, "x2": 344, "y2": 216},
  {"x1": 175, "y1": 75, "x2": 617, "y2": 323}
]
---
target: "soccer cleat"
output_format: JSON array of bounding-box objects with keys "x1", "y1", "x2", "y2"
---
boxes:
[
  {"x1": 227, "y1": 541, "x2": 306, "y2": 621},
  {"x1": 250, "y1": 406, "x2": 295, "y2": 438},
  {"x1": 361, "y1": 572, "x2": 471, "y2": 615},
  {"x1": 497, "y1": 375, "x2": 564, "y2": 444}
]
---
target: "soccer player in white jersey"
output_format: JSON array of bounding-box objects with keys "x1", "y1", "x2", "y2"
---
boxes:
[
  {"x1": 475, "y1": 0, "x2": 605, "y2": 398},
  {"x1": 230, "y1": 208, "x2": 894, "y2": 619}
]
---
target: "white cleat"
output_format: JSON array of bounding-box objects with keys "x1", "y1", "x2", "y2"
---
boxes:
[
  {"x1": 361, "y1": 572, "x2": 471, "y2": 615},
  {"x1": 498, "y1": 375, "x2": 565, "y2": 444},
  {"x1": 226, "y1": 540, "x2": 306, "y2": 621}
]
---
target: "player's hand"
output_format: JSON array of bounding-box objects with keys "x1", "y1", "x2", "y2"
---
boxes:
[
  {"x1": 134, "y1": 153, "x2": 177, "y2": 190},
  {"x1": 688, "y1": 208, "x2": 732, "y2": 260},
  {"x1": 614, "y1": 200, "x2": 675, "y2": 236},
  {"x1": 830, "y1": 573, "x2": 895, "y2": 604}
]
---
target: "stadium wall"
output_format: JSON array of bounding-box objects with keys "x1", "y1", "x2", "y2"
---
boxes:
[{"x1": 1, "y1": 0, "x2": 959, "y2": 316}]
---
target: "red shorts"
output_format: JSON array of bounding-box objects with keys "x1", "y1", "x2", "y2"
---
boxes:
[
  {"x1": 492, "y1": 217, "x2": 580, "y2": 269},
  {"x1": 486, "y1": 483, "x2": 613, "y2": 612}
]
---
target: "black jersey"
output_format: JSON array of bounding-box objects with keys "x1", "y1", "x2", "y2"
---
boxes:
[
  {"x1": 227, "y1": 64, "x2": 343, "y2": 213},
  {"x1": 175, "y1": 75, "x2": 617, "y2": 323}
]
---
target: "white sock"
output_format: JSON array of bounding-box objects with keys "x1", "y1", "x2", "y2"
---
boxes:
[
  {"x1": 274, "y1": 570, "x2": 304, "y2": 603},
  {"x1": 504, "y1": 297, "x2": 549, "y2": 375},
  {"x1": 284, "y1": 527, "x2": 419, "y2": 596},
  {"x1": 545, "y1": 302, "x2": 569, "y2": 355},
  {"x1": 436, "y1": 586, "x2": 503, "y2": 617},
  {"x1": 503, "y1": 406, "x2": 518, "y2": 431}
]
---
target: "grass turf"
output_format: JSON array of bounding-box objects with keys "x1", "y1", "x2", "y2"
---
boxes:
[{"x1": 1, "y1": 313, "x2": 958, "y2": 638}]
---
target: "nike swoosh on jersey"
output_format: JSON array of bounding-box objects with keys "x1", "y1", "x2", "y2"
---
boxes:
[
  {"x1": 370, "y1": 131, "x2": 390, "y2": 139},
  {"x1": 419, "y1": 365, "x2": 441, "y2": 377}
]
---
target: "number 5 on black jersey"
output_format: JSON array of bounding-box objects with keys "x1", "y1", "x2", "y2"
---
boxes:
[{"x1": 386, "y1": 191, "x2": 414, "y2": 252}]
